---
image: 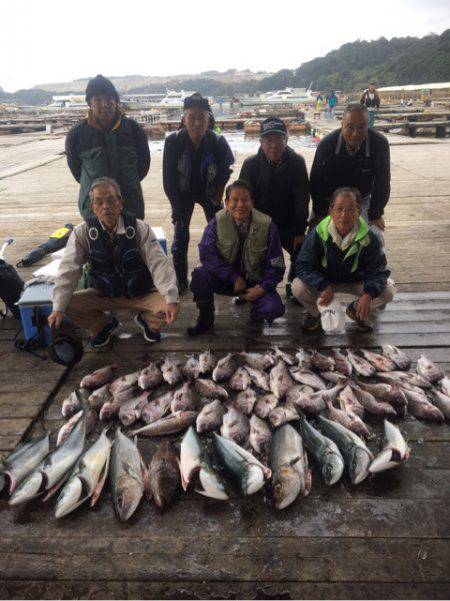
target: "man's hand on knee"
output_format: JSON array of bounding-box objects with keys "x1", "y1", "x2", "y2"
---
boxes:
[
  {"x1": 165, "y1": 303, "x2": 180, "y2": 324},
  {"x1": 48, "y1": 310, "x2": 64, "y2": 329},
  {"x1": 243, "y1": 286, "x2": 264, "y2": 302},
  {"x1": 356, "y1": 293, "x2": 373, "y2": 320}
]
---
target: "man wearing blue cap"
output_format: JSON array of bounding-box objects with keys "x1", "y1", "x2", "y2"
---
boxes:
[
  {"x1": 239, "y1": 117, "x2": 310, "y2": 300},
  {"x1": 66, "y1": 74, "x2": 150, "y2": 220},
  {"x1": 163, "y1": 93, "x2": 234, "y2": 292}
]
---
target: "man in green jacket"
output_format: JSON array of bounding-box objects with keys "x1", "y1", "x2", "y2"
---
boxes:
[{"x1": 65, "y1": 74, "x2": 150, "y2": 219}]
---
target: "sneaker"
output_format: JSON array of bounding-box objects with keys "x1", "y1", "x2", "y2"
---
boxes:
[
  {"x1": 134, "y1": 313, "x2": 162, "y2": 342},
  {"x1": 346, "y1": 301, "x2": 373, "y2": 332},
  {"x1": 177, "y1": 280, "x2": 189, "y2": 294},
  {"x1": 91, "y1": 317, "x2": 120, "y2": 349},
  {"x1": 233, "y1": 296, "x2": 246, "y2": 306},
  {"x1": 302, "y1": 313, "x2": 322, "y2": 333}
]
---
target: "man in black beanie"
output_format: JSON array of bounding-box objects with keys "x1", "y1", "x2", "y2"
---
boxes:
[{"x1": 66, "y1": 74, "x2": 150, "y2": 219}]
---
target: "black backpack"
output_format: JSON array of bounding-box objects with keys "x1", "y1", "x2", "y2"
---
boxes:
[{"x1": 0, "y1": 259, "x2": 24, "y2": 318}]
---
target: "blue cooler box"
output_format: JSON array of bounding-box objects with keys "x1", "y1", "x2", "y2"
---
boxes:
[{"x1": 18, "y1": 282, "x2": 54, "y2": 346}]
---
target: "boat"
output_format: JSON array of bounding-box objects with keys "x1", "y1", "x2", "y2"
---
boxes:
[{"x1": 238, "y1": 83, "x2": 315, "y2": 107}]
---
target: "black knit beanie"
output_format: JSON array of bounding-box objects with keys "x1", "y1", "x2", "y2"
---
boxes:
[{"x1": 85, "y1": 74, "x2": 120, "y2": 104}]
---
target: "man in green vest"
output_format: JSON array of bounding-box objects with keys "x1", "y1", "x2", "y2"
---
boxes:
[
  {"x1": 187, "y1": 179, "x2": 286, "y2": 335},
  {"x1": 292, "y1": 187, "x2": 394, "y2": 332}
]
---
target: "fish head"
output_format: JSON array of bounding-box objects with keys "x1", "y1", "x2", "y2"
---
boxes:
[
  {"x1": 322, "y1": 453, "x2": 345, "y2": 486},
  {"x1": 349, "y1": 448, "x2": 372, "y2": 484},
  {"x1": 9, "y1": 471, "x2": 44, "y2": 506},
  {"x1": 198, "y1": 467, "x2": 229, "y2": 500},
  {"x1": 272, "y1": 466, "x2": 301, "y2": 509},
  {"x1": 114, "y1": 474, "x2": 143, "y2": 521},
  {"x1": 55, "y1": 476, "x2": 84, "y2": 518},
  {"x1": 243, "y1": 463, "x2": 265, "y2": 496}
]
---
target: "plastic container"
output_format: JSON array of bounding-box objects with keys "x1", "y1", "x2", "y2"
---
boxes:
[{"x1": 18, "y1": 282, "x2": 54, "y2": 346}]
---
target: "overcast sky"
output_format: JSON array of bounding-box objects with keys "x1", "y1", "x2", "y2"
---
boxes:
[{"x1": 2, "y1": 0, "x2": 449, "y2": 92}]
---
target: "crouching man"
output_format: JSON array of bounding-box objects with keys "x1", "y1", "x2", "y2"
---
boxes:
[
  {"x1": 187, "y1": 179, "x2": 285, "y2": 336},
  {"x1": 48, "y1": 177, "x2": 179, "y2": 347},
  {"x1": 292, "y1": 187, "x2": 394, "y2": 333}
]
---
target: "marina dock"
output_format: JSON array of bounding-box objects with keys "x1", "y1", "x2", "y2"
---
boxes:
[{"x1": 0, "y1": 127, "x2": 449, "y2": 599}]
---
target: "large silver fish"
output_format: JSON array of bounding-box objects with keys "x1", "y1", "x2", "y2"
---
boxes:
[
  {"x1": 270, "y1": 359, "x2": 294, "y2": 399},
  {"x1": 221, "y1": 406, "x2": 250, "y2": 445},
  {"x1": 269, "y1": 424, "x2": 311, "y2": 509},
  {"x1": 213, "y1": 353, "x2": 237, "y2": 382},
  {"x1": 403, "y1": 389, "x2": 445, "y2": 422},
  {"x1": 56, "y1": 408, "x2": 97, "y2": 447},
  {"x1": 369, "y1": 419, "x2": 410, "y2": 474},
  {"x1": 229, "y1": 367, "x2": 252, "y2": 392},
  {"x1": 310, "y1": 350, "x2": 335, "y2": 372},
  {"x1": 128, "y1": 411, "x2": 198, "y2": 437},
  {"x1": 329, "y1": 349, "x2": 352, "y2": 376},
  {"x1": 213, "y1": 433, "x2": 271, "y2": 495},
  {"x1": 325, "y1": 398, "x2": 371, "y2": 438},
  {"x1": 289, "y1": 367, "x2": 327, "y2": 390},
  {"x1": 119, "y1": 391, "x2": 150, "y2": 427},
  {"x1": 10, "y1": 413, "x2": 88, "y2": 505},
  {"x1": 196, "y1": 400, "x2": 226, "y2": 434},
  {"x1": 55, "y1": 429, "x2": 112, "y2": 518},
  {"x1": 195, "y1": 378, "x2": 228, "y2": 399},
  {"x1": 161, "y1": 357, "x2": 183, "y2": 386},
  {"x1": 416, "y1": 355, "x2": 445, "y2": 384},
  {"x1": 350, "y1": 384, "x2": 397, "y2": 417},
  {"x1": 110, "y1": 429, "x2": 145, "y2": 521},
  {"x1": 254, "y1": 394, "x2": 279, "y2": 419},
  {"x1": 346, "y1": 350, "x2": 376, "y2": 377},
  {"x1": 243, "y1": 365, "x2": 271, "y2": 392},
  {"x1": 141, "y1": 392, "x2": 173, "y2": 424},
  {"x1": 240, "y1": 351, "x2": 275, "y2": 371},
  {"x1": 182, "y1": 355, "x2": 202, "y2": 380},
  {"x1": 249, "y1": 415, "x2": 272, "y2": 454},
  {"x1": 170, "y1": 381, "x2": 198, "y2": 413},
  {"x1": 234, "y1": 388, "x2": 257, "y2": 415},
  {"x1": 318, "y1": 416, "x2": 373, "y2": 484},
  {"x1": 273, "y1": 346, "x2": 295, "y2": 366},
  {"x1": 0, "y1": 433, "x2": 50, "y2": 494},
  {"x1": 359, "y1": 349, "x2": 396, "y2": 372},
  {"x1": 381, "y1": 345, "x2": 411, "y2": 370},
  {"x1": 180, "y1": 427, "x2": 228, "y2": 500},
  {"x1": 80, "y1": 364, "x2": 118, "y2": 389},
  {"x1": 299, "y1": 415, "x2": 344, "y2": 486},
  {"x1": 198, "y1": 350, "x2": 217, "y2": 375},
  {"x1": 138, "y1": 362, "x2": 163, "y2": 390},
  {"x1": 146, "y1": 440, "x2": 180, "y2": 508}
]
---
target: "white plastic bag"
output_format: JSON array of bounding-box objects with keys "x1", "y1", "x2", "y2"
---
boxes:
[{"x1": 318, "y1": 298, "x2": 346, "y2": 334}]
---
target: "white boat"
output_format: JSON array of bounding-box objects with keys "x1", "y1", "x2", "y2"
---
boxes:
[{"x1": 238, "y1": 83, "x2": 315, "y2": 107}]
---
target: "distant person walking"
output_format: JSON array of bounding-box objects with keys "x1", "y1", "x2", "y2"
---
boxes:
[
  {"x1": 66, "y1": 75, "x2": 150, "y2": 220},
  {"x1": 163, "y1": 93, "x2": 234, "y2": 292},
  {"x1": 360, "y1": 82, "x2": 380, "y2": 128},
  {"x1": 326, "y1": 91, "x2": 338, "y2": 120},
  {"x1": 316, "y1": 95, "x2": 323, "y2": 115}
]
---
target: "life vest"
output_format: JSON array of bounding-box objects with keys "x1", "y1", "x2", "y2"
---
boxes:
[
  {"x1": 215, "y1": 208, "x2": 271, "y2": 283},
  {"x1": 86, "y1": 213, "x2": 154, "y2": 298}
]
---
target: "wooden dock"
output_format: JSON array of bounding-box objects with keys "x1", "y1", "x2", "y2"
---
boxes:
[{"x1": 0, "y1": 132, "x2": 449, "y2": 599}]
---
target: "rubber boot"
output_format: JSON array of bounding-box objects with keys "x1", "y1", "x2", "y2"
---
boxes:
[{"x1": 186, "y1": 301, "x2": 215, "y2": 336}]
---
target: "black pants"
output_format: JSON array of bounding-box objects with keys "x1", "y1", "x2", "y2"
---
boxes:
[
  {"x1": 278, "y1": 229, "x2": 302, "y2": 282},
  {"x1": 171, "y1": 200, "x2": 220, "y2": 286}
]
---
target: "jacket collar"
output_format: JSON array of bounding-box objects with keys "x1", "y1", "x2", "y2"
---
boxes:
[
  {"x1": 317, "y1": 216, "x2": 369, "y2": 243},
  {"x1": 86, "y1": 106, "x2": 124, "y2": 131}
]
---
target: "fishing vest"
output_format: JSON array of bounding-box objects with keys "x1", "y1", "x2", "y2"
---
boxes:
[
  {"x1": 87, "y1": 213, "x2": 154, "y2": 298},
  {"x1": 215, "y1": 208, "x2": 271, "y2": 283},
  {"x1": 175, "y1": 129, "x2": 220, "y2": 200},
  {"x1": 316, "y1": 216, "x2": 370, "y2": 273}
]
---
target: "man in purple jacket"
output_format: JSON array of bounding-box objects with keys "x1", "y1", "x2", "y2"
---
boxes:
[{"x1": 187, "y1": 179, "x2": 286, "y2": 336}]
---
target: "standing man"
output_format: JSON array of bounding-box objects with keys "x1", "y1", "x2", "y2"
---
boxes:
[
  {"x1": 187, "y1": 179, "x2": 285, "y2": 336},
  {"x1": 239, "y1": 117, "x2": 309, "y2": 299},
  {"x1": 66, "y1": 74, "x2": 150, "y2": 220},
  {"x1": 163, "y1": 93, "x2": 234, "y2": 292},
  {"x1": 48, "y1": 177, "x2": 179, "y2": 348},
  {"x1": 360, "y1": 82, "x2": 381, "y2": 128},
  {"x1": 326, "y1": 91, "x2": 338, "y2": 120},
  {"x1": 309, "y1": 104, "x2": 390, "y2": 236}
]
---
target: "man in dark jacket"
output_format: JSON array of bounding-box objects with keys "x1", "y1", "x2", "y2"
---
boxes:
[
  {"x1": 360, "y1": 82, "x2": 381, "y2": 128},
  {"x1": 310, "y1": 104, "x2": 390, "y2": 236},
  {"x1": 66, "y1": 75, "x2": 150, "y2": 220},
  {"x1": 239, "y1": 117, "x2": 309, "y2": 298},
  {"x1": 292, "y1": 187, "x2": 394, "y2": 332},
  {"x1": 163, "y1": 93, "x2": 234, "y2": 292},
  {"x1": 187, "y1": 179, "x2": 285, "y2": 336}
]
